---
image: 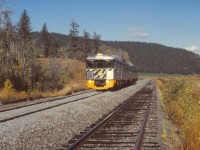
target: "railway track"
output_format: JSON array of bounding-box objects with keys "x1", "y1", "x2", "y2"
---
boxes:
[
  {"x1": 63, "y1": 81, "x2": 162, "y2": 150},
  {"x1": 0, "y1": 90, "x2": 103, "y2": 124},
  {"x1": 0, "y1": 89, "x2": 93, "y2": 113}
]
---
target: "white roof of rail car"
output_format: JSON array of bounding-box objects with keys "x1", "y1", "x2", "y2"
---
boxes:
[{"x1": 86, "y1": 53, "x2": 125, "y2": 63}]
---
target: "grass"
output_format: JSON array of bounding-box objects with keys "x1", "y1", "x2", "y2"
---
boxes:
[
  {"x1": 45, "y1": 80, "x2": 87, "y2": 97},
  {"x1": 156, "y1": 77, "x2": 200, "y2": 149},
  {"x1": 139, "y1": 72, "x2": 199, "y2": 79}
]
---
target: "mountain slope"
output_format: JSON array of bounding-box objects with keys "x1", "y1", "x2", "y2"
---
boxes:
[{"x1": 103, "y1": 41, "x2": 200, "y2": 74}]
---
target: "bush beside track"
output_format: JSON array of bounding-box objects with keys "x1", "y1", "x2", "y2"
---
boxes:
[
  {"x1": 157, "y1": 77, "x2": 200, "y2": 149},
  {"x1": 0, "y1": 58, "x2": 86, "y2": 104}
]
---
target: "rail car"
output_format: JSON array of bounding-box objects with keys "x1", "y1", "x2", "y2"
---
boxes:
[{"x1": 86, "y1": 53, "x2": 138, "y2": 90}]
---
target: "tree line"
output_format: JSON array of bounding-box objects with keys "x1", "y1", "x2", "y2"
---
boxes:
[
  {"x1": 0, "y1": 5, "x2": 101, "y2": 92},
  {"x1": 34, "y1": 20, "x2": 101, "y2": 61}
]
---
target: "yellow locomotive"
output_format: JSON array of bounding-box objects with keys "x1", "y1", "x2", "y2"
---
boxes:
[{"x1": 86, "y1": 53, "x2": 137, "y2": 90}]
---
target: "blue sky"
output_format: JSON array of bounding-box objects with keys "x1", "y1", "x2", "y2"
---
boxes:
[{"x1": 9, "y1": 0, "x2": 200, "y2": 52}]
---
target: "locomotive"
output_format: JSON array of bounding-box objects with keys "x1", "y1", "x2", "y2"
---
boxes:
[{"x1": 86, "y1": 53, "x2": 138, "y2": 90}]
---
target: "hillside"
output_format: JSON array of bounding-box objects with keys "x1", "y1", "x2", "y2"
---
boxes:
[
  {"x1": 32, "y1": 32, "x2": 200, "y2": 74},
  {"x1": 103, "y1": 41, "x2": 200, "y2": 74}
]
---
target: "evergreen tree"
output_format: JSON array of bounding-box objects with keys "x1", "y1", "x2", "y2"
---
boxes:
[
  {"x1": 17, "y1": 9, "x2": 33, "y2": 61},
  {"x1": 18, "y1": 9, "x2": 32, "y2": 43},
  {"x1": 15, "y1": 9, "x2": 34, "y2": 90},
  {"x1": 39, "y1": 22, "x2": 52, "y2": 57},
  {"x1": 17, "y1": 9, "x2": 32, "y2": 60},
  {"x1": 92, "y1": 31, "x2": 101, "y2": 54},
  {"x1": 68, "y1": 19, "x2": 79, "y2": 59},
  {"x1": 82, "y1": 30, "x2": 92, "y2": 58}
]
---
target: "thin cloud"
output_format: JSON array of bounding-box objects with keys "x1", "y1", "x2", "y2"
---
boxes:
[
  {"x1": 128, "y1": 27, "x2": 149, "y2": 39},
  {"x1": 185, "y1": 45, "x2": 198, "y2": 52}
]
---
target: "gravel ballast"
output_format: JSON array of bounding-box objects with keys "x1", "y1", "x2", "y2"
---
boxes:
[{"x1": 0, "y1": 79, "x2": 150, "y2": 150}]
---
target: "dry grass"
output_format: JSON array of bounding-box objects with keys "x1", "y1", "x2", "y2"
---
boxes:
[
  {"x1": 157, "y1": 77, "x2": 200, "y2": 149},
  {"x1": 0, "y1": 79, "x2": 27, "y2": 103},
  {"x1": 44, "y1": 80, "x2": 87, "y2": 97}
]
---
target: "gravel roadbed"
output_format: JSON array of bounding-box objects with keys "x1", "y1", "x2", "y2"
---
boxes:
[
  {"x1": 0, "y1": 79, "x2": 150, "y2": 150},
  {"x1": 0, "y1": 91, "x2": 99, "y2": 121}
]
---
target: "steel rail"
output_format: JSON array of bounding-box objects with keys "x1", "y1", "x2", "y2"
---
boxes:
[
  {"x1": 135, "y1": 83, "x2": 154, "y2": 150},
  {"x1": 67, "y1": 82, "x2": 151, "y2": 150},
  {"x1": 67, "y1": 94, "x2": 138, "y2": 150},
  {"x1": 0, "y1": 92, "x2": 102, "y2": 124},
  {"x1": 0, "y1": 90, "x2": 93, "y2": 113}
]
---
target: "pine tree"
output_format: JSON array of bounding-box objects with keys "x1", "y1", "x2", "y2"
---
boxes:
[
  {"x1": 17, "y1": 9, "x2": 33, "y2": 61},
  {"x1": 83, "y1": 30, "x2": 92, "y2": 58},
  {"x1": 68, "y1": 19, "x2": 79, "y2": 59},
  {"x1": 92, "y1": 31, "x2": 101, "y2": 54},
  {"x1": 39, "y1": 22, "x2": 52, "y2": 57},
  {"x1": 15, "y1": 9, "x2": 34, "y2": 90},
  {"x1": 17, "y1": 9, "x2": 32, "y2": 60},
  {"x1": 18, "y1": 9, "x2": 32, "y2": 43}
]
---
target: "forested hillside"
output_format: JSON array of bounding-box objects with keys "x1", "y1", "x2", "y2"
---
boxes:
[
  {"x1": 103, "y1": 41, "x2": 200, "y2": 74},
  {"x1": 33, "y1": 32, "x2": 200, "y2": 74}
]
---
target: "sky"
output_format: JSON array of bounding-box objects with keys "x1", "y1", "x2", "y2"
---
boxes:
[{"x1": 7, "y1": 0, "x2": 200, "y2": 53}]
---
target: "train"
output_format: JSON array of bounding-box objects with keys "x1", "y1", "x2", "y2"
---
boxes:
[{"x1": 86, "y1": 53, "x2": 138, "y2": 90}]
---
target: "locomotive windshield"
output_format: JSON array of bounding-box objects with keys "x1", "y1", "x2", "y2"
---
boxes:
[
  {"x1": 96, "y1": 60, "x2": 104, "y2": 68},
  {"x1": 105, "y1": 60, "x2": 113, "y2": 68},
  {"x1": 86, "y1": 60, "x2": 114, "y2": 68},
  {"x1": 86, "y1": 60, "x2": 95, "y2": 68}
]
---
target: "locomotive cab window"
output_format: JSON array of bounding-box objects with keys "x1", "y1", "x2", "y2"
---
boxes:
[
  {"x1": 105, "y1": 60, "x2": 114, "y2": 68},
  {"x1": 96, "y1": 60, "x2": 104, "y2": 68},
  {"x1": 86, "y1": 60, "x2": 94, "y2": 68}
]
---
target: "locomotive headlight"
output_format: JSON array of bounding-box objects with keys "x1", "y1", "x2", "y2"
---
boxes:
[
  {"x1": 98, "y1": 72, "x2": 102, "y2": 76},
  {"x1": 106, "y1": 80, "x2": 110, "y2": 83},
  {"x1": 98, "y1": 70, "x2": 103, "y2": 76},
  {"x1": 88, "y1": 80, "x2": 92, "y2": 83}
]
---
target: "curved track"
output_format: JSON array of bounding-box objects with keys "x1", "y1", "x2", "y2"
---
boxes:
[{"x1": 63, "y1": 81, "x2": 162, "y2": 150}]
